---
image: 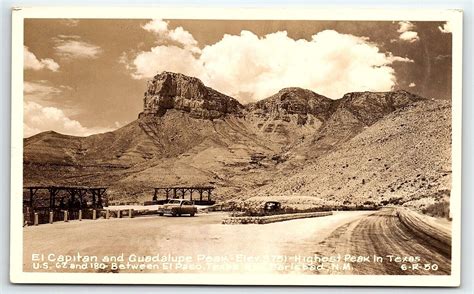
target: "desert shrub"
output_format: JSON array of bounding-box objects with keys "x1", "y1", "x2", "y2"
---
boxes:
[
  {"x1": 422, "y1": 201, "x2": 450, "y2": 219},
  {"x1": 388, "y1": 197, "x2": 403, "y2": 205}
]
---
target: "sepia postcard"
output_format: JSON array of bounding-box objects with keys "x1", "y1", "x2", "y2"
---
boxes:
[{"x1": 10, "y1": 6, "x2": 462, "y2": 286}]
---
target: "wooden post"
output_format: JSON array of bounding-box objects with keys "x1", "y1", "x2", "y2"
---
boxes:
[
  {"x1": 29, "y1": 188, "x2": 34, "y2": 208},
  {"x1": 34, "y1": 212, "x2": 39, "y2": 226},
  {"x1": 129, "y1": 209, "x2": 133, "y2": 218},
  {"x1": 190, "y1": 189, "x2": 193, "y2": 201},
  {"x1": 92, "y1": 209, "x2": 97, "y2": 220},
  {"x1": 79, "y1": 210, "x2": 82, "y2": 221},
  {"x1": 49, "y1": 211, "x2": 53, "y2": 224},
  {"x1": 51, "y1": 190, "x2": 55, "y2": 209},
  {"x1": 64, "y1": 210, "x2": 68, "y2": 222},
  {"x1": 173, "y1": 188, "x2": 177, "y2": 199},
  {"x1": 48, "y1": 189, "x2": 52, "y2": 208},
  {"x1": 117, "y1": 210, "x2": 121, "y2": 219},
  {"x1": 69, "y1": 189, "x2": 76, "y2": 211},
  {"x1": 79, "y1": 190, "x2": 85, "y2": 209},
  {"x1": 98, "y1": 188, "x2": 104, "y2": 208},
  {"x1": 92, "y1": 190, "x2": 96, "y2": 208},
  {"x1": 49, "y1": 188, "x2": 59, "y2": 210},
  {"x1": 27, "y1": 188, "x2": 39, "y2": 208},
  {"x1": 199, "y1": 190, "x2": 203, "y2": 202},
  {"x1": 106, "y1": 209, "x2": 110, "y2": 219},
  {"x1": 26, "y1": 207, "x2": 31, "y2": 224}
]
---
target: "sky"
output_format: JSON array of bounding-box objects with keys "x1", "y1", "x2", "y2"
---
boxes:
[{"x1": 24, "y1": 19, "x2": 452, "y2": 137}]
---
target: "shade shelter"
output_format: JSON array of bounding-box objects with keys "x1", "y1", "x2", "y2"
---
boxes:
[{"x1": 153, "y1": 186, "x2": 215, "y2": 205}]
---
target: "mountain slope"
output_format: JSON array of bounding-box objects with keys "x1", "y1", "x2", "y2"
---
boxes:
[{"x1": 249, "y1": 99, "x2": 451, "y2": 209}]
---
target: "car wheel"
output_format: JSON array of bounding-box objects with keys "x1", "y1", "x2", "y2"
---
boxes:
[
  {"x1": 190, "y1": 213, "x2": 195, "y2": 217},
  {"x1": 171, "y1": 212, "x2": 177, "y2": 217},
  {"x1": 158, "y1": 212, "x2": 163, "y2": 216}
]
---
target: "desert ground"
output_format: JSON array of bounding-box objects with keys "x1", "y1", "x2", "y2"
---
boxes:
[{"x1": 23, "y1": 208, "x2": 451, "y2": 275}]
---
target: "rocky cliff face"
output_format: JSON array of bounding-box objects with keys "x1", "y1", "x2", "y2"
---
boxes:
[
  {"x1": 139, "y1": 71, "x2": 244, "y2": 120},
  {"x1": 336, "y1": 90, "x2": 425, "y2": 126},
  {"x1": 247, "y1": 87, "x2": 334, "y2": 125}
]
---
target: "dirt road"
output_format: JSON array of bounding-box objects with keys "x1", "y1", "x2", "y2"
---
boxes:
[
  {"x1": 302, "y1": 208, "x2": 451, "y2": 275},
  {"x1": 23, "y1": 208, "x2": 451, "y2": 275}
]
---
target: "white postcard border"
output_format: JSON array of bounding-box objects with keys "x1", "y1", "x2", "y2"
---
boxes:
[{"x1": 10, "y1": 6, "x2": 463, "y2": 286}]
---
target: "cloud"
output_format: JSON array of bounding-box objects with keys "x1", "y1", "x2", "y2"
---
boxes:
[
  {"x1": 23, "y1": 80, "x2": 112, "y2": 137},
  {"x1": 142, "y1": 19, "x2": 200, "y2": 53},
  {"x1": 409, "y1": 82, "x2": 416, "y2": 87},
  {"x1": 24, "y1": 80, "x2": 64, "y2": 104},
  {"x1": 61, "y1": 19, "x2": 80, "y2": 27},
  {"x1": 438, "y1": 22, "x2": 452, "y2": 33},
  {"x1": 396, "y1": 21, "x2": 419, "y2": 43},
  {"x1": 397, "y1": 21, "x2": 415, "y2": 33},
  {"x1": 24, "y1": 101, "x2": 112, "y2": 137},
  {"x1": 435, "y1": 54, "x2": 451, "y2": 61},
  {"x1": 121, "y1": 46, "x2": 203, "y2": 80},
  {"x1": 24, "y1": 46, "x2": 59, "y2": 72},
  {"x1": 399, "y1": 31, "x2": 420, "y2": 43},
  {"x1": 53, "y1": 35, "x2": 102, "y2": 59},
  {"x1": 124, "y1": 27, "x2": 414, "y2": 102}
]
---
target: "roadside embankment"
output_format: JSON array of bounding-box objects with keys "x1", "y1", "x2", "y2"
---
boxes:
[
  {"x1": 397, "y1": 208, "x2": 451, "y2": 257},
  {"x1": 222, "y1": 211, "x2": 333, "y2": 224}
]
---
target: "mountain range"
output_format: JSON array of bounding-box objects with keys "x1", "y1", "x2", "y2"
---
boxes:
[{"x1": 24, "y1": 71, "x2": 451, "y2": 209}]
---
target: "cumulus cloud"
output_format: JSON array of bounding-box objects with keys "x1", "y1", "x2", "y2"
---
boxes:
[
  {"x1": 438, "y1": 22, "x2": 452, "y2": 33},
  {"x1": 24, "y1": 46, "x2": 60, "y2": 72},
  {"x1": 53, "y1": 35, "x2": 102, "y2": 59},
  {"x1": 397, "y1": 21, "x2": 415, "y2": 33},
  {"x1": 409, "y1": 82, "x2": 416, "y2": 87},
  {"x1": 123, "y1": 25, "x2": 414, "y2": 101},
  {"x1": 121, "y1": 45, "x2": 203, "y2": 80},
  {"x1": 399, "y1": 31, "x2": 420, "y2": 43},
  {"x1": 23, "y1": 80, "x2": 112, "y2": 137},
  {"x1": 396, "y1": 21, "x2": 419, "y2": 43},
  {"x1": 142, "y1": 19, "x2": 200, "y2": 53},
  {"x1": 24, "y1": 101, "x2": 112, "y2": 137}
]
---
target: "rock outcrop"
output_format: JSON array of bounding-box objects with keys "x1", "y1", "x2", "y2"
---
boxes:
[
  {"x1": 336, "y1": 90, "x2": 425, "y2": 126},
  {"x1": 139, "y1": 71, "x2": 243, "y2": 120},
  {"x1": 246, "y1": 87, "x2": 334, "y2": 128}
]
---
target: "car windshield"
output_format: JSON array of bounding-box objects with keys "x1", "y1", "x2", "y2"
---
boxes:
[{"x1": 168, "y1": 200, "x2": 181, "y2": 204}]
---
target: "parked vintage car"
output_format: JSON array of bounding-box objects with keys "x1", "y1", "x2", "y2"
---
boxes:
[{"x1": 157, "y1": 199, "x2": 197, "y2": 216}]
